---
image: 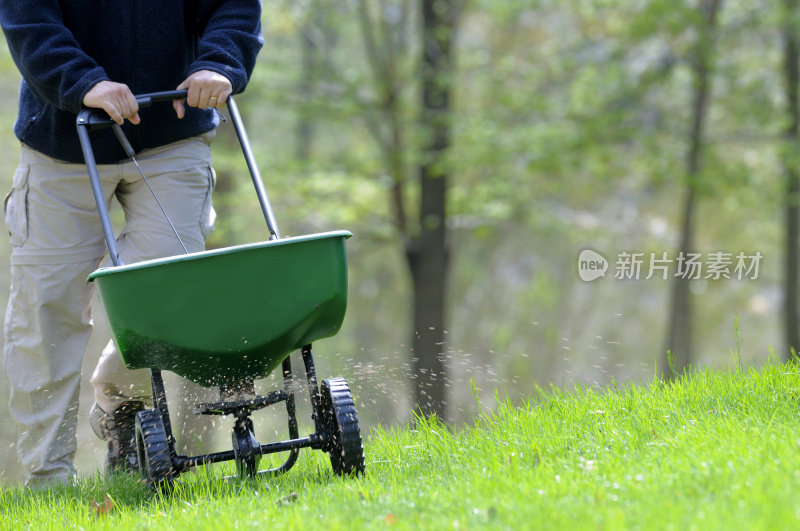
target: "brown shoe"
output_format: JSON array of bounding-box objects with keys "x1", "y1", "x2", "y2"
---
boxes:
[{"x1": 89, "y1": 401, "x2": 145, "y2": 473}]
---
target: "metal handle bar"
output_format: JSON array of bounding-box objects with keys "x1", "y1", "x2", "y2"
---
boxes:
[
  {"x1": 137, "y1": 90, "x2": 191, "y2": 107},
  {"x1": 76, "y1": 90, "x2": 280, "y2": 267},
  {"x1": 76, "y1": 90, "x2": 190, "y2": 131}
]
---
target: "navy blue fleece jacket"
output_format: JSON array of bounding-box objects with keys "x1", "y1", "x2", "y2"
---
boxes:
[{"x1": 0, "y1": 1, "x2": 263, "y2": 163}]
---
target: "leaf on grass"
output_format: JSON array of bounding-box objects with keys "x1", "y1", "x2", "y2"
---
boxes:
[
  {"x1": 91, "y1": 494, "x2": 114, "y2": 517},
  {"x1": 276, "y1": 492, "x2": 299, "y2": 507},
  {"x1": 384, "y1": 513, "x2": 398, "y2": 526}
]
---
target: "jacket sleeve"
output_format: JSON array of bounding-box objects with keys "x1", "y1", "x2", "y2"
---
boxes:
[
  {"x1": 190, "y1": 0, "x2": 264, "y2": 94},
  {"x1": 0, "y1": 2, "x2": 108, "y2": 113}
]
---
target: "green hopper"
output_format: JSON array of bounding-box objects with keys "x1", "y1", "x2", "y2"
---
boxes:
[{"x1": 88, "y1": 231, "x2": 351, "y2": 386}]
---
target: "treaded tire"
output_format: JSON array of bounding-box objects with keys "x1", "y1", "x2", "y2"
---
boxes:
[
  {"x1": 321, "y1": 377, "x2": 365, "y2": 476},
  {"x1": 135, "y1": 409, "x2": 175, "y2": 492}
]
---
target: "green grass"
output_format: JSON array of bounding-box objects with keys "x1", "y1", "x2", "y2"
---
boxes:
[{"x1": 3, "y1": 360, "x2": 800, "y2": 529}]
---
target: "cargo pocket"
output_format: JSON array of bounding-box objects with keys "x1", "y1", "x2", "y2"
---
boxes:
[
  {"x1": 4, "y1": 166, "x2": 30, "y2": 247},
  {"x1": 199, "y1": 164, "x2": 217, "y2": 239}
]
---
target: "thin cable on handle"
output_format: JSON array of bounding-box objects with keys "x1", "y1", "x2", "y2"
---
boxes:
[
  {"x1": 112, "y1": 123, "x2": 189, "y2": 254},
  {"x1": 132, "y1": 156, "x2": 189, "y2": 254}
]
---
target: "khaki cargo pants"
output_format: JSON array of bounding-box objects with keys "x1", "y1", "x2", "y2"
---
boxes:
[{"x1": 3, "y1": 132, "x2": 216, "y2": 485}]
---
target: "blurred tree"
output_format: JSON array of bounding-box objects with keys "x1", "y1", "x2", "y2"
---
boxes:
[
  {"x1": 410, "y1": 0, "x2": 460, "y2": 418},
  {"x1": 663, "y1": 0, "x2": 723, "y2": 378},
  {"x1": 782, "y1": 0, "x2": 800, "y2": 359},
  {"x1": 354, "y1": 0, "x2": 460, "y2": 418}
]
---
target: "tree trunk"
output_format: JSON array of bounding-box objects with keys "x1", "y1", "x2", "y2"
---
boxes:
[
  {"x1": 662, "y1": 0, "x2": 722, "y2": 378},
  {"x1": 407, "y1": 0, "x2": 458, "y2": 418},
  {"x1": 783, "y1": 0, "x2": 800, "y2": 360}
]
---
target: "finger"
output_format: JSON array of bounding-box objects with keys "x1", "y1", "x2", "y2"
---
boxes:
[
  {"x1": 106, "y1": 104, "x2": 124, "y2": 125},
  {"x1": 173, "y1": 98, "x2": 186, "y2": 119},
  {"x1": 186, "y1": 85, "x2": 201, "y2": 109},
  {"x1": 208, "y1": 84, "x2": 231, "y2": 108},
  {"x1": 196, "y1": 86, "x2": 214, "y2": 109},
  {"x1": 118, "y1": 93, "x2": 139, "y2": 124},
  {"x1": 218, "y1": 87, "x2": 232, "y2": 106},
  {"x1": 172, "y1": 79, "x2": 191, "y2": 120},
  {"x1": 174, "y1": 79, "x2": 189, "y2": 118},
  {"x1": 118, "y1": 98, "x2": 132, "y2": 122},
  {"x1": 125, "y1": 92, "x2": 139, "y2": 120}
]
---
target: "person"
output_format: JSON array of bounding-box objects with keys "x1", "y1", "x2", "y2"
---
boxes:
[{"x1": 0, "y1": 1, "x2": 263, "y2": 486}]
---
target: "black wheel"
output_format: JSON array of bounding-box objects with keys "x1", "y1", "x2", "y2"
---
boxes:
[
  {"x1": 135, "y1": 409, "x2": 175, "y2": 492},
  {"x1": 320, "y1": 377, "x2": 365, "y2": 476}
]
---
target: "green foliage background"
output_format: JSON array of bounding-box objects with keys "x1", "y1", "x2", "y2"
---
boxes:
[{"x1": 0, "y1": 0, "x2": 791, "y2": 484}]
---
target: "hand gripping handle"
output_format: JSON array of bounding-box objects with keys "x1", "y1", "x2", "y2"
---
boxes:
[{"x1": 76, "y1": 90, "x2": 190, "y2": 131}]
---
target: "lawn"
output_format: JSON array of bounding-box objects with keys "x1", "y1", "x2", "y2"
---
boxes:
[{"x1": 2, "y1": 360, "x2": 800, "y2": 530}]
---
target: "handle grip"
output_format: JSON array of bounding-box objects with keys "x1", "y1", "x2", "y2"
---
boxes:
[
  {"x1": 136, "y1": 90, "x2": 189, "y2": 108},
  {"x1": 76, "y1": 90, "x2": 190, "y2": 131}
]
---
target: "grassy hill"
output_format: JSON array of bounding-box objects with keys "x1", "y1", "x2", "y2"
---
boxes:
[{"x1": 2, "y1": 360, "x2": 800, "y2": 529}]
